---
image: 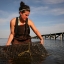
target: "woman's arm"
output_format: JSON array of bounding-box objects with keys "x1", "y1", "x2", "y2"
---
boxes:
[
  {"x1": 6, "y1": 18, "x2": 15, "y2": 45},
  {"x1": 28, "y1": 19, "x2": 44, "y2": 44}
]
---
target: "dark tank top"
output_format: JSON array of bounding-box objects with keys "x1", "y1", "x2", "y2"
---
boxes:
[
  {"x1": 14, "y1": 24, "x2": 30, "y2": 40},
  {"x1": 12, "y1": 17, "x2": 31, "y2": 44}
]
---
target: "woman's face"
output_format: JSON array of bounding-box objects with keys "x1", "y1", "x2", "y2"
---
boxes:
[{"x1": 20, "y1": 11, "x2": 30, "y2": 21}]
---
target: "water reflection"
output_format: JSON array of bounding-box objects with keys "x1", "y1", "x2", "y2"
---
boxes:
[{"x1": 44, "y1": 39, "x2": 64, "y2": 64}]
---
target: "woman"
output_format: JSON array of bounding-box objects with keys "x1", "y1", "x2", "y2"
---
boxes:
[{"x1": 6, "y1": 1, "x2": 44, "y2": 45}]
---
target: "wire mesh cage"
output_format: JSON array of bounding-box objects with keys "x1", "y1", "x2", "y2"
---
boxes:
[{"x1": 0, "y1": 42, "x2": 49, "y2": 63}]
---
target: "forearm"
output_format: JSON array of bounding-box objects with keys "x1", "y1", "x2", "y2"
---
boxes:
[
  {"x1": 6, "y1": 34, "x2": 14, "y2": 45},
  {"x1": 35, "y1": 30, "x2": 43, "y2": 39},
  {"x1": 35, "y1": 31, "x2": 44, "y2": 44}
]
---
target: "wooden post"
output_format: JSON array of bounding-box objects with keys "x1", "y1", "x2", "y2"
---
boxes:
[{"x1": 60, "y1": 33, "x2": 63, "y2": 40}]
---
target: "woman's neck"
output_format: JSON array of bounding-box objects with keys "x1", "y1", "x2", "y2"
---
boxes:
[
  {"x1": 18, "y1": 17, "x2": 25, "y2": 25},
  {"x1": 19, "y1": 16, "x2": 25, "y2": 22}
]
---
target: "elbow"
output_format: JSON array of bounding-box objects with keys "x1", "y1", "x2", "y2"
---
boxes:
[{"x1": 10, "y1": 32, "x2": 14, "y2": 37}]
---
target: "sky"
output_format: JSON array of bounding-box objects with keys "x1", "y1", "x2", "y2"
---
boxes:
[{"x1": 0, "y1": 0, "x2": 64, "y2": 38}]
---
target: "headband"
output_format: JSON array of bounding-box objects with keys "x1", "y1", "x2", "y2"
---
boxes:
[{"x1": 20, "y1": 9, "x2": 30, "y2": 12}]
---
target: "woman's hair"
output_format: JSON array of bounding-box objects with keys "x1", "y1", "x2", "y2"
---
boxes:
[{"x1": 19, "y1": 1, "x2": 30, "y2": 13}]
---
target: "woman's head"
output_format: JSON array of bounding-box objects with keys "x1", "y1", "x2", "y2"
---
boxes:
[
  {"x1": 19, "y1": 1, "x2": 30, "y2": 21},
  {"x1": 19, "y1": 1, "x2": 30, "y2": 13}
]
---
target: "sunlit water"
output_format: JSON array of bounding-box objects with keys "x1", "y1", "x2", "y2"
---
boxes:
[{"x1": 0, "y1": 38, "x2": 64, "y2": 64}]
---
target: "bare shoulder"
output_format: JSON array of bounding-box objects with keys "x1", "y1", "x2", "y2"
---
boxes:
[
  {"x1": 28, "y1": 19, "x2": 37, "y2": 31},
  {"x1": 10, "y1": 18, "x2": 16, "y2": 26},
  {"x1": 28, "y1": 19, "x2": 34, "y2": 26}
]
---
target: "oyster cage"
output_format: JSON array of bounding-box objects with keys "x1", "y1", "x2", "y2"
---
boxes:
[{"x1": 0, "y1": 42, "x2": 49, "y2": 63}]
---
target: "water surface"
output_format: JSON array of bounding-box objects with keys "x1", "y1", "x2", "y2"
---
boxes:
[{"x1": 0, "y1": 38, "x2": 64, "y2": 64}]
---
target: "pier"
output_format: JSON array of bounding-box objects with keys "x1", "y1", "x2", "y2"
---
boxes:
[{"x1": 32, "y1": 32, "x2": 64, "y2": 40}]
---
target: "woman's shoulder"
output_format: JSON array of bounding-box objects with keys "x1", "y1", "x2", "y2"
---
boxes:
[
  {"x1": 11, "y1": 17, "x2": 16, "y2": 22},
  {"x1": 28, "y1": 19, "x2": 34, "y2": 25},
  {"x1": 10, "y1": 17, "x2": 16, "y2": 25}
]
